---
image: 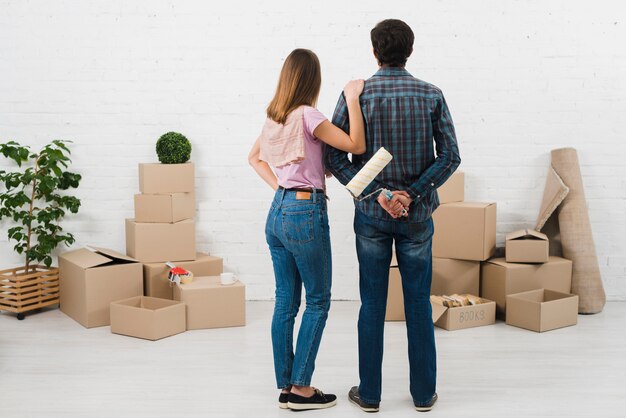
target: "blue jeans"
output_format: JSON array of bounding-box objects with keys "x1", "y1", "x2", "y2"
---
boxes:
[
  {"x1": 354, "y1": 209, "x2": 437, "y2": 406},
  {"x1": 265, "y1": 188, "x2": 332, "y2": 388}
]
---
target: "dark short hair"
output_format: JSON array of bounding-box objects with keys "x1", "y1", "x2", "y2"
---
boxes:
[{"x1": 370, "y1": 19, "x2": 414, "y2": 67}]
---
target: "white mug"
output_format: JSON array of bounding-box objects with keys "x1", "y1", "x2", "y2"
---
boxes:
[{"x1": 220, "y1": 272, "x2": 236, "y2": 285}]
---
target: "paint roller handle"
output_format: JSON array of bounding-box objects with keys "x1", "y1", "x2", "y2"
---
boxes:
[{"x1": 380, "y1": 189, "x2": 409, "y2": 217}]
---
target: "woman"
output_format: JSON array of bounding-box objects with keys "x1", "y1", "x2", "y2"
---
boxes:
[{"x1": 248, "y1": 48, "x2": 366, "y2": 411}]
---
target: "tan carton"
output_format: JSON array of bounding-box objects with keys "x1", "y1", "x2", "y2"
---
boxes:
[
  {"x1": 58, "y1": 247, "x2": 143, "y2": 328},
  {"x1": 143, "y1": 253, "x2": 223, "y2": 299},
  {"x1": 139, "y1": 162, "x2": 195, "y2": 194},
  {"x1": 431, "y1": 298, "x2": 496, "y2": 331},
  {"x1": 432, "y1": 202, "x2": 496, "y2": 261},
  {"x1": 110, "y1": 296, "x2": 186, "y2": 340},
  {"x1": 436, "y1": 171, "x2": 464, "y2": 204},
  {"x1": 386, "y1": 257, "x2": 479, "y2": 321},
  {"x1": 134, "y1": 192, "x2": 195, "y2": 223},
  {"x1": 126, "y1": 218, "x2": 196, "y2": 263},
  {"x1": 173, "y1": 276, "x2": 245, "y2": 330},
  {"x1": 432, "y1": 258, "x2": 479, "y2": 296},
  {"x1": 506, "y1": 289, "x2": 578, "y2": 332},
  {"x1": 480, "y1": 256, "x2": 572, "y2": 316},
  {"x1": 505, "y1": 229, "x2": 549, "y2": 263}
]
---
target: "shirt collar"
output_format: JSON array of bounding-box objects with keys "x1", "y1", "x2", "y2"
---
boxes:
[{"x1": 373, "y1": 66, "x2": 412, "y2": 77}]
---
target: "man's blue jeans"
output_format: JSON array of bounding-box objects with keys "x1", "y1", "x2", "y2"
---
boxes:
[
  {"x1": 265, "y1": 188, "x2": 332, "y2": 388},
  {"x1": 354, "y1": 209, "x2": 437, "y2": 406}
]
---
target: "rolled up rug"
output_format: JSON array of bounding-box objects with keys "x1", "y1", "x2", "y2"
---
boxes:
[{"x1": 536, "y1": 147, "x2": 605, "y2": 314}]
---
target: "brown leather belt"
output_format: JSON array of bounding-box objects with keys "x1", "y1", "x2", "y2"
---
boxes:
[{"x1": 279, "y1": 186, "x2": 325, "y2": 194}]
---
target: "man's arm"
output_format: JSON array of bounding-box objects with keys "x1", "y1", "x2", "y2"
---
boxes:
[
  {"x1": 406, "y1": 92, "x2": 461, "y2": 201},
  {"x1": 324, "y1": 92, "x2": 382, "y2": 196}
]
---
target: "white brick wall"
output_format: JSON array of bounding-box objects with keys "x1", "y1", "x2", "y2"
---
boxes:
[{"x1": 1, "y1": 1, "x2": 624, "y2": 300}]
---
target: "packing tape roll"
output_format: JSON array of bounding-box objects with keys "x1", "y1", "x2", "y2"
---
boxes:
[{"x1": 346, "y1": 147, "x2": 393, "y2": 198}]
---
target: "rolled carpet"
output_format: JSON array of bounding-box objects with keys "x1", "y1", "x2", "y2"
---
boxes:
[{"x1": 535, "y1": 147, "x2": 605, "y2": 314}]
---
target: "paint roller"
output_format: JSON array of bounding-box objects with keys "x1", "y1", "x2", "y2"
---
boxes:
[{"x1": 345, "y1": 147, "x2": 407, "y2": 216}]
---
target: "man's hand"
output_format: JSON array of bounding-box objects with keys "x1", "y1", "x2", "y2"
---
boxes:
[
  {"x1": 377, "y1": 191, "x2": 410, "y2": 219},
  {"x1": 391, "y1": 190, "x2": 413, "y2": 208}
]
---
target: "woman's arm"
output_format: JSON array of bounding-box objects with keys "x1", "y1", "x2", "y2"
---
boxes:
[
  {"x1": 313, "y1": 79, "x2": 366, "y2": 155},
  {"x1": 248, "y1": 137, "x2": 278, "y2": 190}
]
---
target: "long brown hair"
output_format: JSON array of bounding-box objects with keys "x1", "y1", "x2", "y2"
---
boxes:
[{"x1": 266, "y1": 49, "x2": 321, "y2": 124}]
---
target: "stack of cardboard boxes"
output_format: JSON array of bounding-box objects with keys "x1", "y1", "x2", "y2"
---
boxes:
[
  {"x1": 59, "y1": 162, "x2": 246, "y2": 340},
  {"x1": 385, "y1": 171, "x2": 578, "y2": 333},
  {"x1": 386, "y1": 171, "x2": 497, "y2": 330}
]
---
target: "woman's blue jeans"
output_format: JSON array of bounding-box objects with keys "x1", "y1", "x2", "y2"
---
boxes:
[
  {"x1": 265, "y1": 188, "x2": 332, "y2": 388},
  {"x1": 354, "y1": 209, "x2": 437, "y2": 406}
]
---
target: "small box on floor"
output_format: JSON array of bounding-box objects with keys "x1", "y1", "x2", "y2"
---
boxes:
[
  {"x1": 505, "y1": 289, "x2": 578, "y2": 332},
  {"x1": 143, "y1": 253, "x2": 224, "y2": 300},
  {"x1": 480, "y1": 256, "x2": 572, "y2": 316},
  {"x1": 436, "y1": 171, "x2": 464, "y2": 204},
  {"x1": 58, "y1": 247, "x2": 143, "y2": 328},
  {"x1": 110, "y1": 296, "x2": 186, "y2": 340},
  {"x1": 125, "y1": 218, "x2": 196, "y2": 263},
  {"x1": 432, "y1": 202, "x2": 496, "y2": 261},
  {"x1": 505, "y1": 229, "x2": 549, "y2": 263},
  {"x1": 134, "y1": 192, "x2": 195, "y2": 223},
  {"x1": 431, "y1": 294, "x2": 496, "y2": 331},
  {"x1": 173, "y1": 276, "x2": 245, "y2": 330}
]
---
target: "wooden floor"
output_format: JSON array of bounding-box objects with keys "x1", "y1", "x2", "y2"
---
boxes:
[{"x1": 1, "y1": 301, "x2": 625, "y2": 417}]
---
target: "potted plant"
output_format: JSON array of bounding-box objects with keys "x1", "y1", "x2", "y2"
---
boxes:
[
  {"x1": 0, "y1": 140, "x2": 81, "y2": 320},
  {"x1": 156, "y1": 132, "x2": 192, "y2": 164}
]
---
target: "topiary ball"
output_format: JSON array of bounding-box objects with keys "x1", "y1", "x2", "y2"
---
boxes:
[{"x1": 156, "y1": 132, "x2": 192, "y2": 164}]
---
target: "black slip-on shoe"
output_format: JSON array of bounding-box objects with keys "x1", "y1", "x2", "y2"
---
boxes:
[
  {"x1": 414, "y1": 393, "x2": 438, "y2": 412},
  {"x1": 278, "y1": 393, "x2": 289, "y2": 409},
  {"x1": 348, "y1": 386, "x2": 380, "y2": 413},
  {"x1": 287, "y1": 388, "x2": 337, "y2": 411}
]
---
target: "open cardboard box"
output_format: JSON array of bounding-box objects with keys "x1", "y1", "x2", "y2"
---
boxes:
[
  {"x1": 59, "y1": 247, "x2": 143, "y2": 328},
  {"x1": 432, "y1": 202, "x2": 496, "y2": 261},
  {"x1": 431, "y1": 297, "x2": 496, "y2": 331},
  {"x1": 505, "y1": 289, "x2": 578, "y2": 332},
  {"x1": 134, "y1": 192, "x2": 195, "y2": 223},
  {"x1": 110, "y1": 296, "x2": 186, "y2": 340},
  {"x1": 481, "y1": 256, "x2": 572, "y2": 316},
  {"x1": 505, "y1": 229, "x2": 549, "y2": 263}
]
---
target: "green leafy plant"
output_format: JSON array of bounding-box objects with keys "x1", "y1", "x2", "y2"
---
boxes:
[
  {"x1": 156, "y1": 131, "x2": 192, "y2": 164},
  {"x1": 0, "y1": 140, "x2": 82, "y2": 270}
]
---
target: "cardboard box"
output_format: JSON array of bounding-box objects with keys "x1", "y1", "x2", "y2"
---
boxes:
[
  {"x1": 432, "y1": 258, "x2": 479, "y2": 296},
  {"x1": 437, "y1": 171, "x2": 464, "y2": 204},
  {"x1": 126, "y1": 218, "x2": 196, "y2": 263},
  {"x1": 386, "y1": 257, "x2": 479, "y2": 321},
  {"x1": 173, "y1": 276, "x2": 245, "y2": 330},
  {"x1": 134, "y1": 192, "x2": 195, "y2": 223},
  {"x1": 143, "y1": 253, "x2": 223, "y2": 299},
  {"x1": 59, "y1": 247, "x2": 143, "y2": 328},
  {"x1": 110, "y1": 296, "x2": 186, "y2": 340},
  {"x1": 480, "y1": 256, "x2": 572, "y2": 315},
  {"x1": 385, "y1": 267, "x2": 404, "y2": 321},
  {"x1": 505, "y1": 229, "x2": 549, "y2": 263},
  {"x1": 432, "y1": 202, "x2": 496, "y2": 261},
  {"x1": 505, "y1": 289, "x2": 578, "y2": 332},
  {"x1": 431, "y1": 298, "x2": 496, "y2": 331},
  {"x1": 139, "y1": 162, "x2": 195, "y2": 194}
]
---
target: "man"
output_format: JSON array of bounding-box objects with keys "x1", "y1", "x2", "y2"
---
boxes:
[{"x1": 324, "y1": 19, "x2": 460, "y2": 413}]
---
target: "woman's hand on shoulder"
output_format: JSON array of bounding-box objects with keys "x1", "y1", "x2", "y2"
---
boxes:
[{"x1": 343, "y1": 79, "x2": 365, "y2": 102}]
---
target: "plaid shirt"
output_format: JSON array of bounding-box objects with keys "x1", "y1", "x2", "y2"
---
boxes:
[{"x1": 324, "y1": 67, "x2": 461, "y2": 223}]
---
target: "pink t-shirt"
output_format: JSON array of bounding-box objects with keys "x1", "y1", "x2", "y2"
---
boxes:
[{"x1": 274, "y1": 106, "x2": 328, "y2": 190}]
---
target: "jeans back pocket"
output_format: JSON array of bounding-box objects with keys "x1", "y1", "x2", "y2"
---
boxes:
[{"x1": 282, "y1": 209, "x2": 314, "y2": 244}]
